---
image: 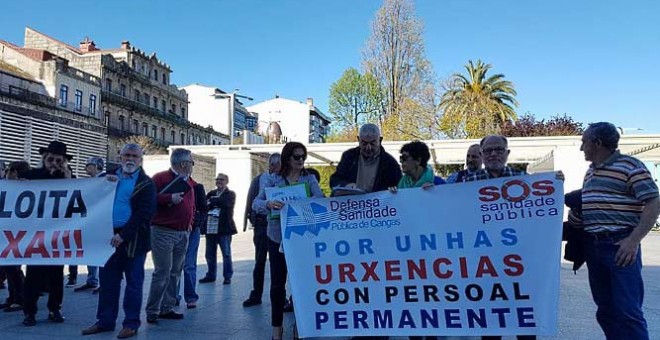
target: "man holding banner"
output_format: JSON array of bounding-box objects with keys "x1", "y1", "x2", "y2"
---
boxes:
[
  {"x1": 82, "y1": 143, "x2": 156, "y2": 339},
  {"x1": 465, "y1": 135, "x2": 535, "y2": 340},
  {"x1": 21, "y1": 141, "x2": 77, "y2": 326}
]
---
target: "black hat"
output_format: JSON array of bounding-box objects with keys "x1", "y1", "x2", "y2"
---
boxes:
[{"x1": 38, "y1": 141, "x2": 73, "y2": 160}]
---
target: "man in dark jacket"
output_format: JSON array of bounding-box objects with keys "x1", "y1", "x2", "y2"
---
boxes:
[
  {"x1": 22, "y1": 141, "x2": 74, "y2": 327},
  {"x1": 81, "y1": 143, "x2": 156, "y2": 339},
  {"x1": 330, "y1": 123, "x2": 401, "y2": 193},
  {"x1": 242, "y1": 153, "x2": 280, "y2": 307},
  {"x1": 200, "y1": 173, "x2": 237, "y2": 285}
]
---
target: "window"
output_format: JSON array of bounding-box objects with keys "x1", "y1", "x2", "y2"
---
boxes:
[
  {"x1": 161, "y1": 100, "x2": 166, "y2": 112},
  {"x1": 59, "y1": 85, "x2": 68, "y2": 107},
  {"x1": 144, "y1": 93, "x2": 150, "y2": 105},
  {"x1": 171, "y1": 130, "x2": 176, "y2": 143},
  {"x1": 154, "y1": 69, "x2": 158, "y2": 81},
  {"x1": 134, "y1": 90, "x2": 140, "y2": 102},
  {"x1": 133, "y1": 120, "x2": 138, "y2": 133},
  {"x1": 152, "y1": 125, "x2": 157, "y2": 138},
  {"x1": 171, "y1": 103, "x2": 176, "y2": 114},
  {"x1": 120, "y1": 84, "x2": 126, "y2": 97},
  {"x1": 89, "y1": 94, "x2": 97, "y2": 115},
  {"x1": 105, "y1": 79, "x2": 112, "y2": 92},
  {"x1": 153, "y1": 96, "x2": 158, "y2": 108},
  {"x1": 104, "y1": 111, "x2": 110, "y2": 126},
  {"x1": 161, "y1": 127, "x2": 166, "y2": 141},
  {"x1": 181, "y1": 107, "x2": 186, "y2": 119},
  {"x1": 142, "y1": 123, "x2": 148, "y2": 136},
  {"x1": 119, "y1": 115, "x2": 125, "y2": 131},
  {"x1": 180, "y1": 133, "x2": 185, "y2": 145},
  {"x1": 73, "y1": 90, "x2": 81, "y2": 112},
  {"x1": 162, "y1": 74, "x2": 167, "y2": 85}
]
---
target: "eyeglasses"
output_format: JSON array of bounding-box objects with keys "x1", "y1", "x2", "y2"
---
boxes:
[
  {"x1": 46, "y1": 156, "x2": 64, "y2": 164},
  {"x1": 292, "y1": 154, "x2": 306, "y2": 161},
  {"x1": 482, "y1": 147, "x2": 507, "y2": 155},
  {"x1": 216, "y1": 178, "x2": 227, "y2": 181},
  {"x1": 180, "y1": 160, "x2": 195, "y2": 166},
  {"x1": 399, "y1": 155, "x2": 412, "y2": 162}
]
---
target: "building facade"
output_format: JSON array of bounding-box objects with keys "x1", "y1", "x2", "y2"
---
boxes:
[
  {"x1": 21, "y1": 27, "x2": 227, "y2": 160},
  {"x1": 247, "y1": 96, "x2": 331, "y2": 143}
]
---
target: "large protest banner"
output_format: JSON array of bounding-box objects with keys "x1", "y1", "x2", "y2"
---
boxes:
[
  {"x1": 0, "y1": 178, "x2": 117, "y2": 266},
  {"x1": 281, "y1": 173, "x2": 564, "y2": 337}
]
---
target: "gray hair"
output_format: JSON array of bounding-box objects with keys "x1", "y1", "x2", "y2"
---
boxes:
[
  {"x1": 480, "y1": 135, "x2": 508, "y2": 148},
  {"x1": 120, "y1": 143, "x2": 143, "y2": 157},
  {"x1": 170, "y1": 148, "x2": 192, "y2": 166},
  {"x1": 268, "y1": 153, "x2": 281, "y2": 165},
  {"x1": 585, "y1": 122, "x2": 619, "y2": 151},
  {"x1": 359, "y1": 123, "x2": 381, "y2": 139}
]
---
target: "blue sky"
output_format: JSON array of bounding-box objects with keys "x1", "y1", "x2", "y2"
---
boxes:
[{"x1": 2, "y1": 0, "x2": 659, "y2": 133}]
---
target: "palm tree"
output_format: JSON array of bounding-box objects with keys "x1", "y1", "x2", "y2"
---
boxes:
[{"x1": 439, "y1": 60, "x2": 518, "y2": 138}]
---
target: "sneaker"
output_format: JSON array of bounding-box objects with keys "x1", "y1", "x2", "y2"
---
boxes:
[
  {"x1": 74, "y1": 283, "x2": 98, "y2": 292},
  {"x1": 4, "y1": 304, "x2": 22, "y2": 312},
  {"x1": 48, "y1": 310, "x2": 65, "y2": 322},
  {"x1": 242, "y1": 297, "x2": 262, "y2": 307},
  {"x1": 65, "y1": 278, "x2": 77, "y2": 288},
  {"x1": 198, "y1": 276, "x2": 215, "y2": 284},
  {"x1": 158, "y1": 311, "x2": 184, "y2": 320},
  {"x1": 222, "y1": 279, "x2": 231, "y2": 285},
  {"x1": 146, "y1": 314, "x2": 158, "y2": 324}
]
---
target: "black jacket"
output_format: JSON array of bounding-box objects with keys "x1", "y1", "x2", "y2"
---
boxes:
[
  {"x1": 192, "y1": 183, "x2": 208, "y2": 230},
  {"x1": 244, "y1": 173, "x2": 267, "y2": 231},
  {"x1": 329, "y1": 146, "x2": 402, "y2": 192},
  {"x1": 109, "y1": 168, "x2": 157, "y2": 257},
  {"x1": 207, "y1": 188, "x2": 238, "y2": 236}
]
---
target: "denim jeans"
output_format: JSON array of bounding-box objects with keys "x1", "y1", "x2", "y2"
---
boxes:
[
  {"x1": 96, "y1": 250, "x2": 147, "y2": 330},
  {"x1": 204, "y1": 234, "x2": 233, "y2": 280},
  {"x1": 145, "y1": 226, "x2": 189, "y2": 317},
  {"x1": 584, "y1": 231, "x2": 648, "y2": 340},
  {"x1": 178, "y1": 227, "x2": 200, "y2": 303},
  {"x1": 86, "y1": 266, "x2": 99, "y2": 286}
]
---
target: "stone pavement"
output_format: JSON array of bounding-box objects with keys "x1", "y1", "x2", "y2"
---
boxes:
[{"x1": 1, "y1": 231, "x2": 659, "y2": 340}]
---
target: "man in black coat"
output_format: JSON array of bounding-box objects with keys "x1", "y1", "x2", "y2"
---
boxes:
[
  {"x1": 200, "y1": 173, "x2": 237, "y2": 285},
  {"x1": 330, "y1": 123, "x2": 401, "y2": 193},
  {"x1": 22, "y1": 141, "x2": 75, "y2": 326},
  {"x1": 81, "y1": 143, "x2": 156, "y2": 339}
]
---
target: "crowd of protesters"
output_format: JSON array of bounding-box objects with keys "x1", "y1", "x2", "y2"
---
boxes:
[{"x1": 0, "y1": 120, "x2": 657, "y2": 340}]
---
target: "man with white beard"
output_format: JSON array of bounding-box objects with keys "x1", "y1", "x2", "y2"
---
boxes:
[{"x1": 81, "y1": 143, "x2": 156, "y2": 339}]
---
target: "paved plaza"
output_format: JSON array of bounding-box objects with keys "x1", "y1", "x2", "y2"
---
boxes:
[{"x1": 1, "y1": 231, "x2": 659, "y2": 340}]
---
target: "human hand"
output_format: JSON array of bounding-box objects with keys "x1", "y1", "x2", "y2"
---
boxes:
[
  {"x1": 106, "y1": 175, "x2": 119, "y2": 182},
  {"x1": 615, "y1": 236, "x2": 640, "y2": 267},
  {"x1": 110, "y1": 234, "x2": 124, "y2": 248},
  {"x1": 388, "y1": 186, "x2": 398, "y2": 194},
  {"x1": 171, "y1": 192, "x2": 184, "y2": 205},
  {"x1": 346, "y1": 183, "x2": 358, "y2": 189},
  {"x1": 555, "y1": 171, "x2": 565, "y2": 182},
  {"x1": 422, "y1": 182, "x2": 434, "y2": 190},
  {"x1": 267, "y1": 200, "x2": 284, "y2": 210}
]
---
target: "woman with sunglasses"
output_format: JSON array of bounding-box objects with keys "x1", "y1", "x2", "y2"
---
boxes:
[
  {"x1": 390, "y1": 141, "x2": 445, "y2": 195},
  {"x1": 252, "y1": 142, "x2": 324, "y2": 340}
]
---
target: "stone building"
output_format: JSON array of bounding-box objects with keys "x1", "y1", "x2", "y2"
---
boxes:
[
  {"x1": 21, "y1": 27, "x2": 228, "y2": 160},
  {"x1": 247, "y1": 96, "x2": 330, "y2": 144}
]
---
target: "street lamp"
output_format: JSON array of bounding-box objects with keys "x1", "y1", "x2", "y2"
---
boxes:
[{"x1": 211, "y1": 89, "x2": 254, "y2": 145}]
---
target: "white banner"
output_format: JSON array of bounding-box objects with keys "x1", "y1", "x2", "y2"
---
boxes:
[
  {"x1": 281, "y1": 173, "x2": 564, "y2": 337},
  {"x1": 0, "y1": 178, "x2": 117, "y2": 266}
]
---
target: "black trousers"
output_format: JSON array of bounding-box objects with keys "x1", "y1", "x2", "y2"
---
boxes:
[
  {"x1": 249, "y1": 223, "x2": 269, "y2": 299},
  {"x1": 0, "y1": 266, "x2": 24, "y2": 305},
  {"x1": 268, "y1": 239, "x2": 287, "y2": 327},
  {"x1": 68, "y1": 265, "x2": 77, "y2": 280},
  {"x1": 23, "y1": 265, "x2": 64, "y2": 315}
]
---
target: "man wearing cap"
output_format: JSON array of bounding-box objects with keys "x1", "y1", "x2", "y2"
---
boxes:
[
  {"x1": 74, "y1": 157, "x2": 106, "y2": 294},
  {"x1": 22, "y1": 141, "x2": 74, "y2": 326}
]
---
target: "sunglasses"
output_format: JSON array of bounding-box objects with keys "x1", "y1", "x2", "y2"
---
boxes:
[
  {"x1": 46, "y1": 156, "x2": 64, "y2": 164},
  {"x1": 180, "y1": 160, "x2": 195, "y2": 166},
  {"x1": 292, "y1": 154, "x2": 306, "y2": 161},
  {"x1": 399, "y1": 154, "x2": 412, "y2": 162}
]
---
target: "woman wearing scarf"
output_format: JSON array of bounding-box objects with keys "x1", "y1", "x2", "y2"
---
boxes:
[{"x1": 391, "y1": 141, "x2": 445, "y2": 193}]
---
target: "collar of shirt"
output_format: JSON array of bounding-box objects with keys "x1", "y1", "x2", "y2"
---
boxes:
[
  {"x1": 118, "y1": 168, "x2": 138, "y2": 179},
  {"x1": 592, "y1": 150, "x2": 621, "y2": 169}
]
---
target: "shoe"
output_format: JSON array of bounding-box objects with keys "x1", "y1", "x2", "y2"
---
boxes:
[
  {"x1": 23, "y1": 314, "x2": 36, "y2": 326},
  {"x1": 0, "y1": 302, "x2": 10, "y2": 309},
  {"x1": 4, "y1": 304, "x2": 23, "y2": 312},
  {"x1": 283, "y1": 298, "x2": 294, "y2": 313},
  {"x1": 48, "y1": 310, "x2": 65, "y2": 322},
  {"x1": 158, "y1": 311, "x2": 184, "y2": 320},
  {"x1": 146, "y1": 314, "x2": 158, "y2": 324},
  {"x1": 65, "y1": 278, "x2": 77, "y2": 288},
  {"x1": 92, "y1": 287, "x2": 101, "y2": 294},
  {"x1": 116, "y1": 327, "x2": 137, "y2": 339},
  {"x1": 74, "y1": 283, "x2": 98, "y2": 292},
  {"x1": 242, "y1": 297, "x2": 262, "y2": 307},
  {"x1": 186, "y1": 302, "x2": 197, "y2": 309},
  {"x1": 222, "y1": 278, "x2": 231, "y2": 285},
  {"x1": 198, "y1": 276, "x2": 215, "y2": 283},
  {"x1": 0, "y1": 282, "x2": 5, "y2": 289},
  {"x1": 81, "y1": 324, "x2": 113, "y2": 335}
]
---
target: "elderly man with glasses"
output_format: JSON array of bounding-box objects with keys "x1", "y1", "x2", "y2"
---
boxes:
[{"x1": 145, "y1": 148, "x2": 197, "y2": 324}]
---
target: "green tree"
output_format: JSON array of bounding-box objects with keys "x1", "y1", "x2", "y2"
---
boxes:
[
  {"x1": 440, "y1": 60, "x2": 518, "y2": 138},
  {"x1": 328, "y1": 68, "x2": 382, "y2": 134}
]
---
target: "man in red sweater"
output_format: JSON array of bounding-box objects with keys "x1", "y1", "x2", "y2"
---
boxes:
[{"x1": 145, "y1": 148, "x2": 196, "y2": 324}]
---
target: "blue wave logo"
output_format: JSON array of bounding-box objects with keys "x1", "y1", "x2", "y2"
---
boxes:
[{"x1": 284, "y1": 202, "x2": 335, "y2": 239}]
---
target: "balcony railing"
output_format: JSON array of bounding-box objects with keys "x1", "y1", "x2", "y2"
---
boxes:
[{"x1": 0, "y1": 83, "x2": 98, "y2": 117}]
